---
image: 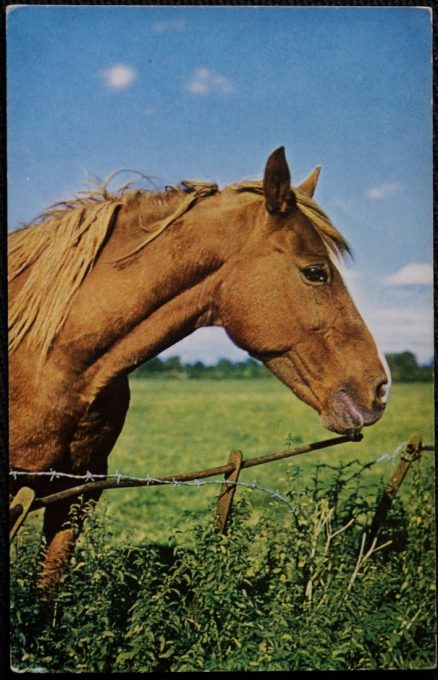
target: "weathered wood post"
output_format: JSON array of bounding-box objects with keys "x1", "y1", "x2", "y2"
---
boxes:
[
  {"x1": 367, "y1": 433, "x2": 423, "y2": 548},
  {"x1": 9, "y1": 487, "x2": 36, "y2": 543},
  {"x1": 216, "y1": 450, "x2": 243, "y2": 534}
]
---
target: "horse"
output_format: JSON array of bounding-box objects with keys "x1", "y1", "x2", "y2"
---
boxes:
[{"x1": 9, "y1": 146, "x2": 389, "y2": 589}]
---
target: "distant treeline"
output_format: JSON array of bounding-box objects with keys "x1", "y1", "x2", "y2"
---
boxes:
[
  {"x1": 385, "y1": 352, "x2": 433, "y2": 383},
  {"x1": 132, "y1": 351, "x2": 433, "y2": 383},
  {"x1": 133, "y1": 356, "x2": 269, "y2": 380}
]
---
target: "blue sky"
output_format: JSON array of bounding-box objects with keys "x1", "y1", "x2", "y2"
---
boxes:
[{"x1": 7, "y1": 5, "x2": 433, "y2": 363}]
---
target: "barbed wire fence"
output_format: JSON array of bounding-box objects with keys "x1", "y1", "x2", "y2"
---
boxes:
[
  {"x1": 8, "y1": 439, "x2": 409, "y2": 515},
  {"x1": 9, "y1": 432, "x2": 434, "y2": 543},
  {"x1": 12, "y1": 472, "x2": 300, "y2": 513}
]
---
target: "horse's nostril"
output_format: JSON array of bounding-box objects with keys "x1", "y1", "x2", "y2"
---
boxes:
[{"x1": 375, "y1": 379, "x2": 389, "y2": 405}]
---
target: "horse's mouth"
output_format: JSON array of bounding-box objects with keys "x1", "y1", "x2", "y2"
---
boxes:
[{"x1": 320, "y1": 387, "x2": 385, "y2": 435}]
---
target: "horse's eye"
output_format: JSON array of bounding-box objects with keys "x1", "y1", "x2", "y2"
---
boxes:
[{"x1": 301, "y1": 265, "x2": 329, "y2": 284}]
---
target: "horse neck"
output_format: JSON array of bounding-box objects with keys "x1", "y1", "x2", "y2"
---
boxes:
[{"x1": 58, "y1": 190, "x2": 259, "y2": 400}]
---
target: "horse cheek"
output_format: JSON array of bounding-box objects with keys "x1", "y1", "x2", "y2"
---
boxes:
[{"x1": 221, "y1": 275, "x2": 297, "y2": 355}]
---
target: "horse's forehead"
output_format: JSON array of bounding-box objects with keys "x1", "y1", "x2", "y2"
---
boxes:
[{"x1": 279, "y1": 212, "x2": 328, "y2": 256}]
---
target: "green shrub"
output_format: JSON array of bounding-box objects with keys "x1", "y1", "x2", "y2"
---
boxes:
[{"x1": 10, "y1": 457, "x2": 436, "y2": 672}]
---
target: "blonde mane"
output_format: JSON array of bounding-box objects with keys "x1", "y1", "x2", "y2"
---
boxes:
[
  {"x1": 8, "y1": 198, "x2": 122, "y2": 360},
  {"x1": 8, "y1": 179, "x2": 219, "y2": 359},
  {"x1": 8, "y1": 174, "x2": 349, "y2": 360}
]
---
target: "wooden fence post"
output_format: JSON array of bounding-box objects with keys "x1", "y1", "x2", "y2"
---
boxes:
[
  {"x1": 9, "y1": 487, "x2": 36, "y2": 543},
  {"x1": 367, "y1": 433, "x2": 423, "y2": 548},
  {"x1": 216, "y1": 450, "x2": 243, "y2": 534}
]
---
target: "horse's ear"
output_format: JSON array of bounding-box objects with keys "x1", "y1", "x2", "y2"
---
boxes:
[
  {"x1": 297, "y1": 165, "x2": 321, "y2": 198},
  {"x1": 263, "y1": 146, "x2": 296, "y2": 214}
]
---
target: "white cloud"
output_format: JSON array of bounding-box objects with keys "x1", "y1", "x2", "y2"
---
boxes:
[
  {"x1": 101, "y1": 64, "x2": 137, "y2": 90},
  {"x1": 185, "y1": 67, "x2": 235, "y2": 96},
  {"x1": 366, "y1": 182, "x2": 401, "y2": 200},
  {"x1": 364, "y1": 306, "x2": 434, "y2": 363},
  {"x1": 151, "y1": 18, "x2": 185, "y2": 34},
  {"x1": 383, "y1": 263, "x2": 433, "y2": 286}
]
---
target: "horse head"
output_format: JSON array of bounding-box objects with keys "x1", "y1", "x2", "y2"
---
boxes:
[{"x1": 216, "y1": 147, "x2": 390, "y2": 434}]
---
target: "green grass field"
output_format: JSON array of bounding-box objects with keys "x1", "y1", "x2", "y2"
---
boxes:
[{"x1": 91, "y1": 378, "x2": 434, "y2": 545}]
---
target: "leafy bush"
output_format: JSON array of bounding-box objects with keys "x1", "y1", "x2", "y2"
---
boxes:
[{"x1": 10, "y1": 458, "x2": 436, "y2": 672}]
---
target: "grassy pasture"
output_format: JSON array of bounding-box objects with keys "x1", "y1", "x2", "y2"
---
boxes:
[{"x1": 101, "y1": 378, "x2": 434, "y2": 544}]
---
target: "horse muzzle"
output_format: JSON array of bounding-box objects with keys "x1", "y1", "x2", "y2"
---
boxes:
[{"x1": 320, "y1": 380, "x2": 388, "y2": 435}]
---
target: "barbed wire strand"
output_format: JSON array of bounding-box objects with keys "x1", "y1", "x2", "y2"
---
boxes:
[
  {"x1": 9, "y1": 439, "x2": 426, "y2": 517},
  {"x1": 9, "y1": 438, "x2": 411, "y2": 484}
]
